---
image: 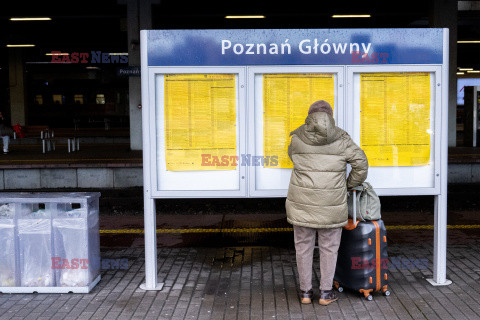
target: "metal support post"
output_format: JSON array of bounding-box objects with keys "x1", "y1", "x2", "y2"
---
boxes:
[
  {"x1": 139, "y1": 197, "x2": 163, "y2": 291},
  {"x1": 427, "y1": 30, "x2": 452, "y2": 286},
  {"x1": 139, "y1": 26, "x2": 163, "y2": 291},
  {"x1": 427, "y1": 194, "x2": 452, "y2": 286}
]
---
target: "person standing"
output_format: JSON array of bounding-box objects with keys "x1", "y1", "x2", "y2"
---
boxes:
[
  {"x1": 0, "y1": 111, "x2": 13, "y2": 154},
  {"x1": 286, "y1": 100, "x2": 368, "y2": 305}
]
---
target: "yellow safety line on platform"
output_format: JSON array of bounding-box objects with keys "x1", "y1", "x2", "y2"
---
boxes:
[{"x1": 99, "y1": 224, "x2": 480, "y2": 234}]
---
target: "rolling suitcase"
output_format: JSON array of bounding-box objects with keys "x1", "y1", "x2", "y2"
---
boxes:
[{"x1": 333, "y1": 190, "x2": 390, "y2": 300}]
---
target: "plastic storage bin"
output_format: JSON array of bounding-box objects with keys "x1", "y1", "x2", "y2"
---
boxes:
[
  {"x1": 0, "y1": 193, "x2": 101, "y2": 293},
  {"x1": 52, "y1": 202, "x2": 100, "y2": 288},
  {"x1": 17, "y1": 204, "x2": 54, "y2": 287},
  {"x1": 0, "y1": 203, "x2": 17, "y2": 287}
]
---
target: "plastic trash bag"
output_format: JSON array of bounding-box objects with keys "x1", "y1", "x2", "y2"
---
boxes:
[
  {"x1": 0, "y1": 203, "x2": 14, "y2": 218},
  {"x1": 59, "y1": 269, "x2": 89, "y2": 287},
  {"x1": 65, "y1": 208, "x2": 85, "y2": 218},
  {"x1": 87, "y1": 208, "x2": 101, "y2": 282},
  {"x1": 18, "y1": 217, "x2": 53, "y2": 287},
  {"x1": 0, "y1": 220, "x2": 16, "y2": 287},
  {"x1": 53, "y1": 210, "x2": 90, "y2": 287}
]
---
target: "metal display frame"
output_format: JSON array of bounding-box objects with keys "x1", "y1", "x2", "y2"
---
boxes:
[{"x1": 140, "y1": 29, "x2": 451, "y2": 291}]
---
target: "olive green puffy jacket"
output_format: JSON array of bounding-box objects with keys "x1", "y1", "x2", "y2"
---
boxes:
[{"x1": 285, "y1": 111, "x2": 368, "y2": 229}]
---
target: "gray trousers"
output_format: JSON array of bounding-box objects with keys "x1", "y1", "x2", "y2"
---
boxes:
[
  {"x1": 1, "y1": 136, "x2": 9, "y2": 152},
  {"x1": 293, "y1": 225, "x2": 342, "y2": 291}
]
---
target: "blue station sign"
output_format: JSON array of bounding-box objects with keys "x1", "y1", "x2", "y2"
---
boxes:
[{"x1": 146, "y1": 28, "x2": 444, "y2": 66}]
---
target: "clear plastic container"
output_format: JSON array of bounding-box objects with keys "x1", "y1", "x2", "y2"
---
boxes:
[
  {"x1": 0, "y1": 203, "x2": 16, "y2": 287},
  {"x1": 86, "y1": 197, "x2": 101, "y2": 285},
  {"x1": 53, "y1": 206, "x2": 90, "y2": 287},
  {"x1": 17, "y1": 204, "x2": 54, "y2": 287},
  {"x1": 0, "y1": 193, "x2": 101, "y2": 292}
]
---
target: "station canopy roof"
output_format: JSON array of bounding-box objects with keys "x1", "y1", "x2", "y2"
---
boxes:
[{"x1": 0, "y1": 0, "x2": 479, "y2": 70}]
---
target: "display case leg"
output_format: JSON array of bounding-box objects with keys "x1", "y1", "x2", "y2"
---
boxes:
[
  {"x1": 140, "y1": 197, "x2": 164, "y2": 291},
  {"x1": 427, "y1": 194, "x2": 452, "y2": 286}
]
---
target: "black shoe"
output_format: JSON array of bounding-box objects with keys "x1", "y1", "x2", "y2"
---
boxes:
[
  {"x1": 3, "y1": 151, "x2": 8, "y2": 155},
  {"x1": 300, "y1": 289, "x2": 313, "y2": 304},
  {"x1": 319, "y1": 290, "x2": 338, "y2": 305}
]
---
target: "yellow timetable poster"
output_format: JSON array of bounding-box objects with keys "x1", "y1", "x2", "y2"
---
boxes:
[
  {"x1": 164, "y1": 74, "x2": 236, "y2": 171},
  {"x1": 360, "y1": 73, "x2": 431, "y2": 167},
  {"x1": 263, "y1": 74, "x2": 334, "y2": 168}
]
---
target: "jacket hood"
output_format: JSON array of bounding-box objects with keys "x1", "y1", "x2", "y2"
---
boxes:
[{"x1": 290, "y1": 111, "x2": 341, "y2": 146}]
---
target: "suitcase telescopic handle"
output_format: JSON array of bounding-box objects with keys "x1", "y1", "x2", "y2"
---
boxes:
[
  {"x1": 352, "y1": 189, "x2": 356, "y2": 222},
  {"x1": 344, "y1": 190, "x2": 357, "y2": 230}
]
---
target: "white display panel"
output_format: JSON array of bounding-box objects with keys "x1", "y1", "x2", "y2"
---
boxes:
[
  {"x1": 347, "y1": 66, "x2": 442, "y2": 195},
  {"x1": 148, "y1": 67, "x2": 246, "y2": 197},
  {"x1": 248, "y1": 67, "x2": 344, "y2": 197}
]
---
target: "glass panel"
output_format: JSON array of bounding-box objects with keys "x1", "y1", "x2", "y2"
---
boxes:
[
  {"x1": 35, "y1": 95, "x2": 43, "y2": 105},
  {"x1": 155, "y1": 73, "x2": 241, "y2": 191},
  {"x1": 360, "y1": 73, "x2": 431, "y2": 167},
  {"x1": 74, "y1": 94, "x2": 84, "y2": 104},
  {"x1": 353, "y1": 72, "x2": 435, "y2": 189},
  {"x1": 53, "y1": 94, "x2": 63, "y2": 104},
  {"x1": 96, "y1": 94, "x2": 105, "y2": 104},
  {"x1": 163, "y1": 74, "x2": 236, "y2": 171},
  {"x1": 457, "y1": 78, "x2": 480, "y2": 106},
  {"x1": 263, "y1": 74, "x2": 335, "y2": 169},
  {"x1": 254, "y1": 73, "x2": 337, "y2": 191}
]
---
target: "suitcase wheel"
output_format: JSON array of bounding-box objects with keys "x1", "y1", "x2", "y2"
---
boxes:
[
  {"x1": 333, "y1": 281, "x2": 343, "y2": 292},
  {"x1": 360, "y1": 289, "x2": 374, "y2": 301},
  {"x1": 382, "y1": 285, "x2": 390, "y2": 296}
]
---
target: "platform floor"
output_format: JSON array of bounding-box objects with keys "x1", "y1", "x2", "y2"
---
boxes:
[
  {"x1": 0, "y1": 144, "x2": 141, "y2": 168},
  {"x1": 1, "y1": 145, "x2": 480, "y2": 319},
  {"x1": 1, "y1": 243, "x2": 479, "y2": 320}
]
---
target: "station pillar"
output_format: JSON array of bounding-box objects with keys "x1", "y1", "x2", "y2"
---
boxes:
[
  {"x1": 127, "y1": 0, "x2": 152, "y2": 150},
  {"x1": 430, "y1": 0, "x2": 457, "y2": 147},
  {"x1": 8, "y1": 49, "x2": 27, "y2": 126}
]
